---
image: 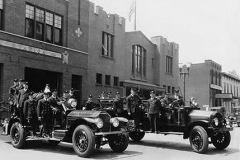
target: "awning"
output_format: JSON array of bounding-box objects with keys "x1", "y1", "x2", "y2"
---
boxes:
[{"x1": 121, "y1": 80, "x2": 165, "y2": 91}]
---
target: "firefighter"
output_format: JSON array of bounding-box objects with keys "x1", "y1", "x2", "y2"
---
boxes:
[
  {"x1": 126, "y1": 88, "x2": 142, "y2": 129},
  {"x1": 48, "y1": 89, "x2": 62, "y2": 126},
  {"x1": 17, "y1": 81, "x2": 32, "y2": 124},
  {"x1": 147, "y1": 91, "x2": 161, "y2": 133},
  {"x1": 37, "y1": 92, "x2": 53, "y2": 137},
  {"x1": 8, "y1": 79, "x2": 18, "y2": 115},
  {"x1": 83, "y1": 95, "x2": 96, "y2": 110},
  {"x1": 113, "y1": 92, "x2": 124, "y2": 117},
  {"x1": 69, "y1": 88, "x2": 76, "y2": 99},
  {"x1": 24, "y1": 91, "x2": 38, "y2": 136}
]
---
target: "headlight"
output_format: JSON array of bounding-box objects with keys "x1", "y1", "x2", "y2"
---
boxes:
[
  {"x1": 213, "y1": 117, "x2": 219, "y2": 126},
  {"x1": 110, "y1": 118, "x2": 119, "y2": 127},
  {"x1": 71, "y1": 101, "x2": 77, "y2": 107},
  {"x1": 95, "y1": 118, "x2": 103, "y2": 128},
  {"x1": 69, "y1": 99, "x2": 77, "y2": 107}
]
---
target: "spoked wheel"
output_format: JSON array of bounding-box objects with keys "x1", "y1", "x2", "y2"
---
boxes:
[
  {"x1": 108, "y1": 132, "x2": 129, "y2": 152},
  {"x1": 129, "y1": 131, "x2": 145, "y2": 142},
  {"x1": 72, "y1": 125, "x2": 95, "y2": 158},
  {"x1": 189, "y1": 126, "x2": 208, "y2": 153},
  {"x1": 10, "y1": 122, "x2": 26, "y2": 149},
  {"x1": 211, "y1": 131, "x2": 231, "y2": 150}
]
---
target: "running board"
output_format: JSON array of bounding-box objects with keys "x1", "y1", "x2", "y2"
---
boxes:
[
  {"x1": 160, "y1": 132, "x2": 183, "y2": 135},
  {"x1": 143, "y1": 131, "x2": 184, "y2": 135}
]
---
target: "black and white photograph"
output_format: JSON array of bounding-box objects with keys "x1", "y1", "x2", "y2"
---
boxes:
[{"x1": 0, "y1": 0, "x2": 239, "y2": 159}]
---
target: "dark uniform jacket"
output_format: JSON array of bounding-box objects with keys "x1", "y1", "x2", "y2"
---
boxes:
[
  {"x1": 69, "y1": 94, "x2": 76, "y2": 99},
  {"x1": 160, "y1": 97, "x2": 172, "y2": 107},
  {"x1": 9, "y1": 84, "x2": 18, "y2": 105},
  {"x1": 17, "y1": 89, "x2": 32, "y2": 108},
  {"x1": 126, "y1": 94, "x2": 142, "y2": 114},
  {"x1": 113, "y1": 98, "x2": 124, "y2": 114},
  {"x1": 147, "y1": 97, "x2": 161, "y2": 114},
  {"x1": 16, "y1": 85, "x2": 23, "y2": 95},
  {"x1": 9, "y1": 84, "x2": 18, "y2": 98},
  {"x1": 24, "y1": 99, "x2": 37, "y2": 119},
  {"x1": 37, "y1": 98, "x2": 52, "y2": 118},
  {"x1": 48, "y1": 96, "x2": 62, "y2": 110},
  {"x1": 84, "y1": 101, "x2": 96, "y2": 110}
]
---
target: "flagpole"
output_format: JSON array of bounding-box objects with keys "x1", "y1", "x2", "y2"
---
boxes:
[{"x1": 134, "y1": 0, "x2": 136, "y2": 31}]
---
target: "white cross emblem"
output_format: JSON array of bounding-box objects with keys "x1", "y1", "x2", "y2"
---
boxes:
[{"x1": 75, "y1": 27, "x2": 83, "y2": 37}]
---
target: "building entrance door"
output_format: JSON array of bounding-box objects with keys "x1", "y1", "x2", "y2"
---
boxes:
[{"x1": 25, "y1": 67, "x2": 62, "y2": 93}]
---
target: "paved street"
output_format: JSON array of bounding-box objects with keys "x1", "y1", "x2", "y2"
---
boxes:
[{"x1": 0, "y1": 126, "x2": 239, "y2": 160}]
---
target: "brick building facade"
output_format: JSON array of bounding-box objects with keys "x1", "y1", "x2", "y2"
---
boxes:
[
  {"x1": 87, "y1": 3, "x2": 180, "y2": 100},
  {"x1": 0, "y1": 0, "x2": 90, "y2": 105},
  {"x1": 0, "y1": 0, "x2": 180, "y2": 107},
  {"x1": 221, "y1": 72, "x2": 240, "y2": 115},
  {"x1": 179, "y1": 60, "x2": 222, "y2": 109}
]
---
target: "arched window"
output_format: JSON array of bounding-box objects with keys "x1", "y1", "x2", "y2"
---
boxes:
[{"x1": 132, "y1": 45, "x2": 146, "y2": 78}]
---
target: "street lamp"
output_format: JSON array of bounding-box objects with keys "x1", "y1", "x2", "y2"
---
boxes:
[{"x1": 179, "y1": 63, "x2": 191, "y2": 104}]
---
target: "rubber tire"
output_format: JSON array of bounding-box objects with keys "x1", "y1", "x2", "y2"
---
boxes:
[
  {"x1": 129, "y1": 131, "x2": 145, "y2": 142},
  {"x1": 108, "y1": 132, "x2": 129, "y2": 152},
  {"x1": 72, "y1": 125, "x2": 95, "y2": 158},
  {"x1": 10, "y1": 122, "x2": 26, "y2": 149},
  {"x1": 48, "y1": 140, "x2": 60, "y2": 146},
  {"x1": 211, "y1": 131, "x2": 231, "y2": 150},
  {"x1": 189, "y1": 126, "x2": 208, "y2": 154}
]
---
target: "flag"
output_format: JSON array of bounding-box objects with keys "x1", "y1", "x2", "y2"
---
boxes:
[{"x1": 128, "y1": 0, "x2": 136, "y2": 22}]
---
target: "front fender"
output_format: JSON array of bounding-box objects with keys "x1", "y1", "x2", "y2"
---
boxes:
[
  {"x1": 114, "y1": 117, "x2": 128, "y2": 123},
  {"x1": 183, "y1": 120, "x2": 210, "y2": 139},
  {"x1": 7, "y1": 118, "x2": 21, "y2": 135},
  {"x1": 83, "y1": 117, "x2": 100, "y2": 124}
]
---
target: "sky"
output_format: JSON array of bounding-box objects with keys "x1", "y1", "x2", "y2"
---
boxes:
[{"x1": 90, "y1": 0, "x2": 240, "y2": 76}]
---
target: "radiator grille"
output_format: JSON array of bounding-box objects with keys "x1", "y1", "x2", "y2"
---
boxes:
[{"x1": 99, "y1": 112, "x2": 111, "y2": 132}]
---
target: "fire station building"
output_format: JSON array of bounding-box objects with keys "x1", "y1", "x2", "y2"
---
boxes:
[
  {"x1": 0, "y1": 0, "x2": 180, "y2": 105},
  {"x1": 0, "y1": 0, "x2": 89, "y2": 105}
]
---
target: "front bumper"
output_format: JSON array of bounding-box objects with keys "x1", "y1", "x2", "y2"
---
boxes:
[
  {"x1": 94, "y1": 130, "x2": 128, "y2": 136},
  {"x1": 208, "y1": 127, "x2": 233, "y2": 132}
]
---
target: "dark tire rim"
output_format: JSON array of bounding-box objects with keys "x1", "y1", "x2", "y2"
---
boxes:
[
  {"x1": 213, "y1": 132, "x2": 226, "y2": 144},
  {"x1": 191, "y1": 130, "x2": 203, "y2": 151},
  {"x1": 112, "y1": 134, "x2": 125, "y2": 146},
  {"x1": 75, "y1": 130, "x2": 88, "y2": 152},
  {"x1": 12, "y1": 127, "x2": 20, "y2": 144}
]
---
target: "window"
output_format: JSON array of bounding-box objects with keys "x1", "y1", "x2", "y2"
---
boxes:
[
  {"x1": 172, "y1": 87, "x2": 175, "y2": 94},
  {"x1": 114, "y1": 76, "x2": 119, "y2": 86},
  {"x1": 46, "y1": 12, "x2": 53, "y2": 43},
  {"x1": 25, "y1": 4, "x2": 63, "y2": 45},
  {"x1": 105, "y1": 75, "x2": 111, "y2": 86},
  {"x1": 223, "y1": 82, "x2": 226, "y2": 93},
  {"x1": 0, "y1": 0, "x2": 3, "y2": 30},
  {"x1": 132, "y1": 45, "x2": 146, "y2": 78},
  {"x1": 25, "y1": 4, "x2": 34, "y2": 38},
  {"x1": 166, "y1": 56, "x2": 173, "y2": 74},
  {"x1": 163, "y1": 85, "x2": 166, "y2": 92},
  {"x1": 54, "y1": 15, "x2": 62, "y2": 45},
  {"x1": 36, "y1": 8, "x2": 44, "y2": 40},
  {"x1": 167, "y1": 86, "x2": 171, "y2": 94},
  {"x1": 210, "y1": 70, "x2": 213, "y2": 84},
  {"x1": 96, "y1": 73, "x2": 102, "y2": 85},
  {"x1": 102, "y1": 32, "x2": 113, "y2": 58}
]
